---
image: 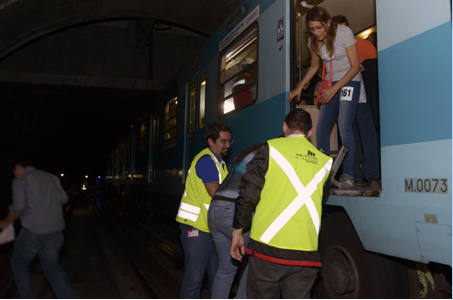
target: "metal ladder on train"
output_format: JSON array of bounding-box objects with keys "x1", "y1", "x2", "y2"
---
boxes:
[{"x1": 321, "y1": 146, "x2": 348, "y2": 188}]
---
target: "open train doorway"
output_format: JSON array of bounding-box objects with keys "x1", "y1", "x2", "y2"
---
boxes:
[{"x1": 293, "y1": 0, "x2": 378, "y2": 189}]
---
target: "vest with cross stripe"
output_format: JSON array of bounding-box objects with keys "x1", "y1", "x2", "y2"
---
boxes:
[{"x1": 249, "y1": 136, "x2": 332, "y2": 263}]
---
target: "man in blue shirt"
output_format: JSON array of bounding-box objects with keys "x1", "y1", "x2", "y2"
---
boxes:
[
  {"x1": 0, "y1": 158, "x2": 78, "y2": 299},
  {"x1": 176, "y1": 123, "x2": 232, "y2": 298}
]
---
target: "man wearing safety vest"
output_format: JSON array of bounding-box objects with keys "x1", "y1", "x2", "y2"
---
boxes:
[
  {"x1": 231, "y1": 109, "x2": 332, "y2": 298},
  {"x1": 176, "y1": 123, "x2": 232, "y2": 298}
]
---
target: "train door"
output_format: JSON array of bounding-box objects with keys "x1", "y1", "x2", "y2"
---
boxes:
[
  {"x1": 125, "y1": 127, "x2": 135, "y2": 193},
  {"x1": 182, "y1": 71, "x2": 207, "y2": 184},
  {"x1": 148, "y1": 114, "x2": 158, "y2": 183}
]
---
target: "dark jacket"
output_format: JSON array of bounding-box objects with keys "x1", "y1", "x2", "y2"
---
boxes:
[
  {"x1": 233, "y1": 142, "x2": 331, "y2": 266},
  {"x1": 361, "y1": 58, "x2": 379, "y2": 130}
]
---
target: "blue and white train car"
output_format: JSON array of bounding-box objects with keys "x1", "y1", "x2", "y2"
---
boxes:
[{"x1": 106, "y1": 0, "x2": 452, "y2": 297}]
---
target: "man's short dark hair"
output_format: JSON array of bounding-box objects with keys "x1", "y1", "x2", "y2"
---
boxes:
[
  {"x1": 332, "y1": 15, "x2": 349, "y2": 26},
  {"x1": 285, "y1": 109, "x2": 312, "y2": 135},
  {"x1": 10, "y1": 155, "x2": 33, "y2": 169},
  {"x1": 205, "y1": 123, "x2": 232, "y2": 146}
]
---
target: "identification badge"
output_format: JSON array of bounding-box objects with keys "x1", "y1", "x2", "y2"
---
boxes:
[
  {"x1": 340, "y1": 86, "x2": 354, "y2": 101},
  {"x1": 188, "y1": 229, "x2": 199, "y2": 238}
]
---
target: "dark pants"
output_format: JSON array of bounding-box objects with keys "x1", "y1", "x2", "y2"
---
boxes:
[
  {"x1": 11, "y1": 229, "x2": 78, "y2": 299},
  {"x1": 246, "y1": 256, "x2": 317, "y2": 299},
  {"x1": 179, "y1": 228, "x2": 217, "y2": 299},
  {"x1": 353, "y1": 102, "x2": 381, "y2": 181}
]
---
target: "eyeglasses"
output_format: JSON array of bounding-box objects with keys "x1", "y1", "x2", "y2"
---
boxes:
[
  {"x1": 219, "y1": 139, "x2": 234, "y2": 145},
  {"x1": 309, "y1": 25, "x2": 325, "y2": 33}
]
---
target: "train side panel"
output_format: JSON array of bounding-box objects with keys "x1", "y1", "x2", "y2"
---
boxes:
[
  {"x1": 211, "y1": 0, "x2": 292, "y2": 161},
  {"x1": 188, "y1": 0, "x2": 291, "y2": 162},
  {"x1": 326, "y1": 0, "x2": 452, "y2": 266},
  {"x1": 125, "y1": 0, "x2": 293, "y2": 216}
]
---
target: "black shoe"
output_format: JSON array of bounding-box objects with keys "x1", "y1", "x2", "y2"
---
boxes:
[{"x1": 368, "y1": 178, "x2": 380, "y2": 188}]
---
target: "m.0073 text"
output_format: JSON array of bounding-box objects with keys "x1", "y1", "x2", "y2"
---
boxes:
[{"x1": 404, "y1": 178, "x2": 448, "y2": 194}]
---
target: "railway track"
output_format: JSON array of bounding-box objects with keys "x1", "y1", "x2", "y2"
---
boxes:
[
  {"x1": 0, "y1": 189, "x2": 214, "y2": 298},
  {"x1": 92, "y1": 193, "x2": 184, "y2": 298}
]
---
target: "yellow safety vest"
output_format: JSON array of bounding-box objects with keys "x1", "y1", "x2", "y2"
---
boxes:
[
  {"x1": 176, "y1": 148, "x2": 228, "y2": 233},
  {"x1": 250, "y1": 136, "x2": 332, "y2": 251}
]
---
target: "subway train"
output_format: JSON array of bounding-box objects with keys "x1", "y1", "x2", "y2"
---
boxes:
[{"x1": 105, "y1": 0, "x2": 452, "y2": 298}]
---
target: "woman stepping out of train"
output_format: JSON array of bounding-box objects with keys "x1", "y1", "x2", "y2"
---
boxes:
[{"x1": 287, "y1": 6, "x2": 361, "y2": 189}]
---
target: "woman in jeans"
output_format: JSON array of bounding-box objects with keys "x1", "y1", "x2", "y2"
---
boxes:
[
  {"x1": 287, "y1": 6, "x2": 361, "y2": 188},
  {"x1": 208, "y1": 144, "x2": 261, "y2": 298}
]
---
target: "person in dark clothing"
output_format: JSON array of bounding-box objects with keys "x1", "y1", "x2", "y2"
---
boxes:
[{"x1": 0, "y1": 158, "x2": 78, "y2": 299}]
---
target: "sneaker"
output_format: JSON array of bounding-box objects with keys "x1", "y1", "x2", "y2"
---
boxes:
[
  {"x1": 339, "y1": 174, "x2": 354, "y2": 189},
  {"x1": 368, "y1": 177, "x2": 380, "y2": 188}
]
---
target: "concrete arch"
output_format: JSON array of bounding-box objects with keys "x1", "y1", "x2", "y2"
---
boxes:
[{"x1": 0, "y1": 0, "x2": 242, "y2": 59}]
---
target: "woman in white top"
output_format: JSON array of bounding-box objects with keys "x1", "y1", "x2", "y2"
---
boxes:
[{"x1": 287, "y1": 6, "x2": 361, "y2": 188}]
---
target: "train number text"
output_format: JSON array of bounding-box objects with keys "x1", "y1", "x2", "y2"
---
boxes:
[{"x1": 404, "y1": 178, "x2": 448, "y2": 194}]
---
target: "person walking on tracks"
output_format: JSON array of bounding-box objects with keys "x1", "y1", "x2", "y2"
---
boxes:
[
  {"x1": 176, "y1": 123, "x2": 232, "y2": 298},
  {"x1": 231, "y1": 109, "x2": 332, "y2": 298},
  {"x1": 0, "y1": 157, "x2": 78, "y2": 299}
]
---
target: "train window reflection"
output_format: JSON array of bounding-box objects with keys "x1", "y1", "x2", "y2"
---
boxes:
[
  {"x1": 188, "y1": 83, "x2": 196, "y2": 133},
  {"x1": 152, "y1": 115, "x2": 159, "y2": 148},
  {"x1": 219, "y1": 25, "x2": 258, "y2": 115},
  {"x1": 164, "y1": 127, "x2": 176, "y2": 142},
  {"x1": 199, "y1": 74, "x2": 206, "y2": 128},
  {"x1": 224, "y1": 98, "x2": 235, "y2": 114},
  {"x1": 164, "y1": 96, "x2": 178, "y2": 141},
  {"x1": 139, "y1": 122, "x2": 147, "y2": 153}
]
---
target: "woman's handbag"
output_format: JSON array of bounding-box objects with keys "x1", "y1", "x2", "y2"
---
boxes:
[
  {"x1": 0, "y1": 223, "x2": 15, "y2": 244},
  {"x1": 317, "y1": 58, "x2": 333, "y2": 104}
]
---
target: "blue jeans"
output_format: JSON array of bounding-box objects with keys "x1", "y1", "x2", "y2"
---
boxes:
[
  {"x1": 11, "y1": 229, "x2": 78, "y2": 299},
  {"x1": 353, "y1": 103, "x2": 381, "y2": 181},
  {"x1": 180, "y1": 227, "x2": 218, "y2": 299},
  {"x1": 208, "y1": 200, "x2": 251, "y2": 299},
  {"x1": 317, "y1": 81, "x2": 360, "y2": 176}
]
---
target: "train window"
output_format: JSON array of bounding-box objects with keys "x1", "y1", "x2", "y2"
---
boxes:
[
  {"x1": 123, "y1": 138, "x2": 129, "y2": 181},
  {"x1": 110, "y1": 153, "x2": 114, "y2": 180},
  {"x1": 130, "y1": 130, "x2": 136, "y2": 181},
  {"x1": 219, "y1": 25, "x2": 258, "y2": 115},
  {"x1": 164, "y1": 97, "x2": 178, "y2": 141},
  {"x1": 115, "y1": 149, "x2": 118, "y2": 179},
  {"x1": 148, "y1": 116, "x2": 153, "y2": 183},
  {"x1": 199, "y1": 74, "x2": 206, "y2": 128},
  {"x1": 152, "y1": 114, "x2": 159, "y2": 148},
  {"x1": 188, "y1": 82, "x2": 196, "y2": 133},
  {"x1": 139, "y1": 122, "x2": 148, "y2": 153}
]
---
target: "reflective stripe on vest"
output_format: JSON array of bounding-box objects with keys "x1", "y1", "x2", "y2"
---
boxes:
[
  {"x1": 177, "y1": 209, "x2": 198, "y2": 222},
  {"x1": 177, "y1": 202, "x2": 200, "y2": 222},
  {"x1": 259, "y1": 146, "x2": 332, "y2": 244},
  {"x1": 207, "y1": 152, "x2": 224, "y2": 185},
  {"x1": 177, "y1": 160, "x2": 215, "y2": 219}
]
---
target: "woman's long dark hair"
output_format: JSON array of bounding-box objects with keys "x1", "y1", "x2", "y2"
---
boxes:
[{"x1": 306, "y1": 7, "x2": 336, "y2": 58}]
